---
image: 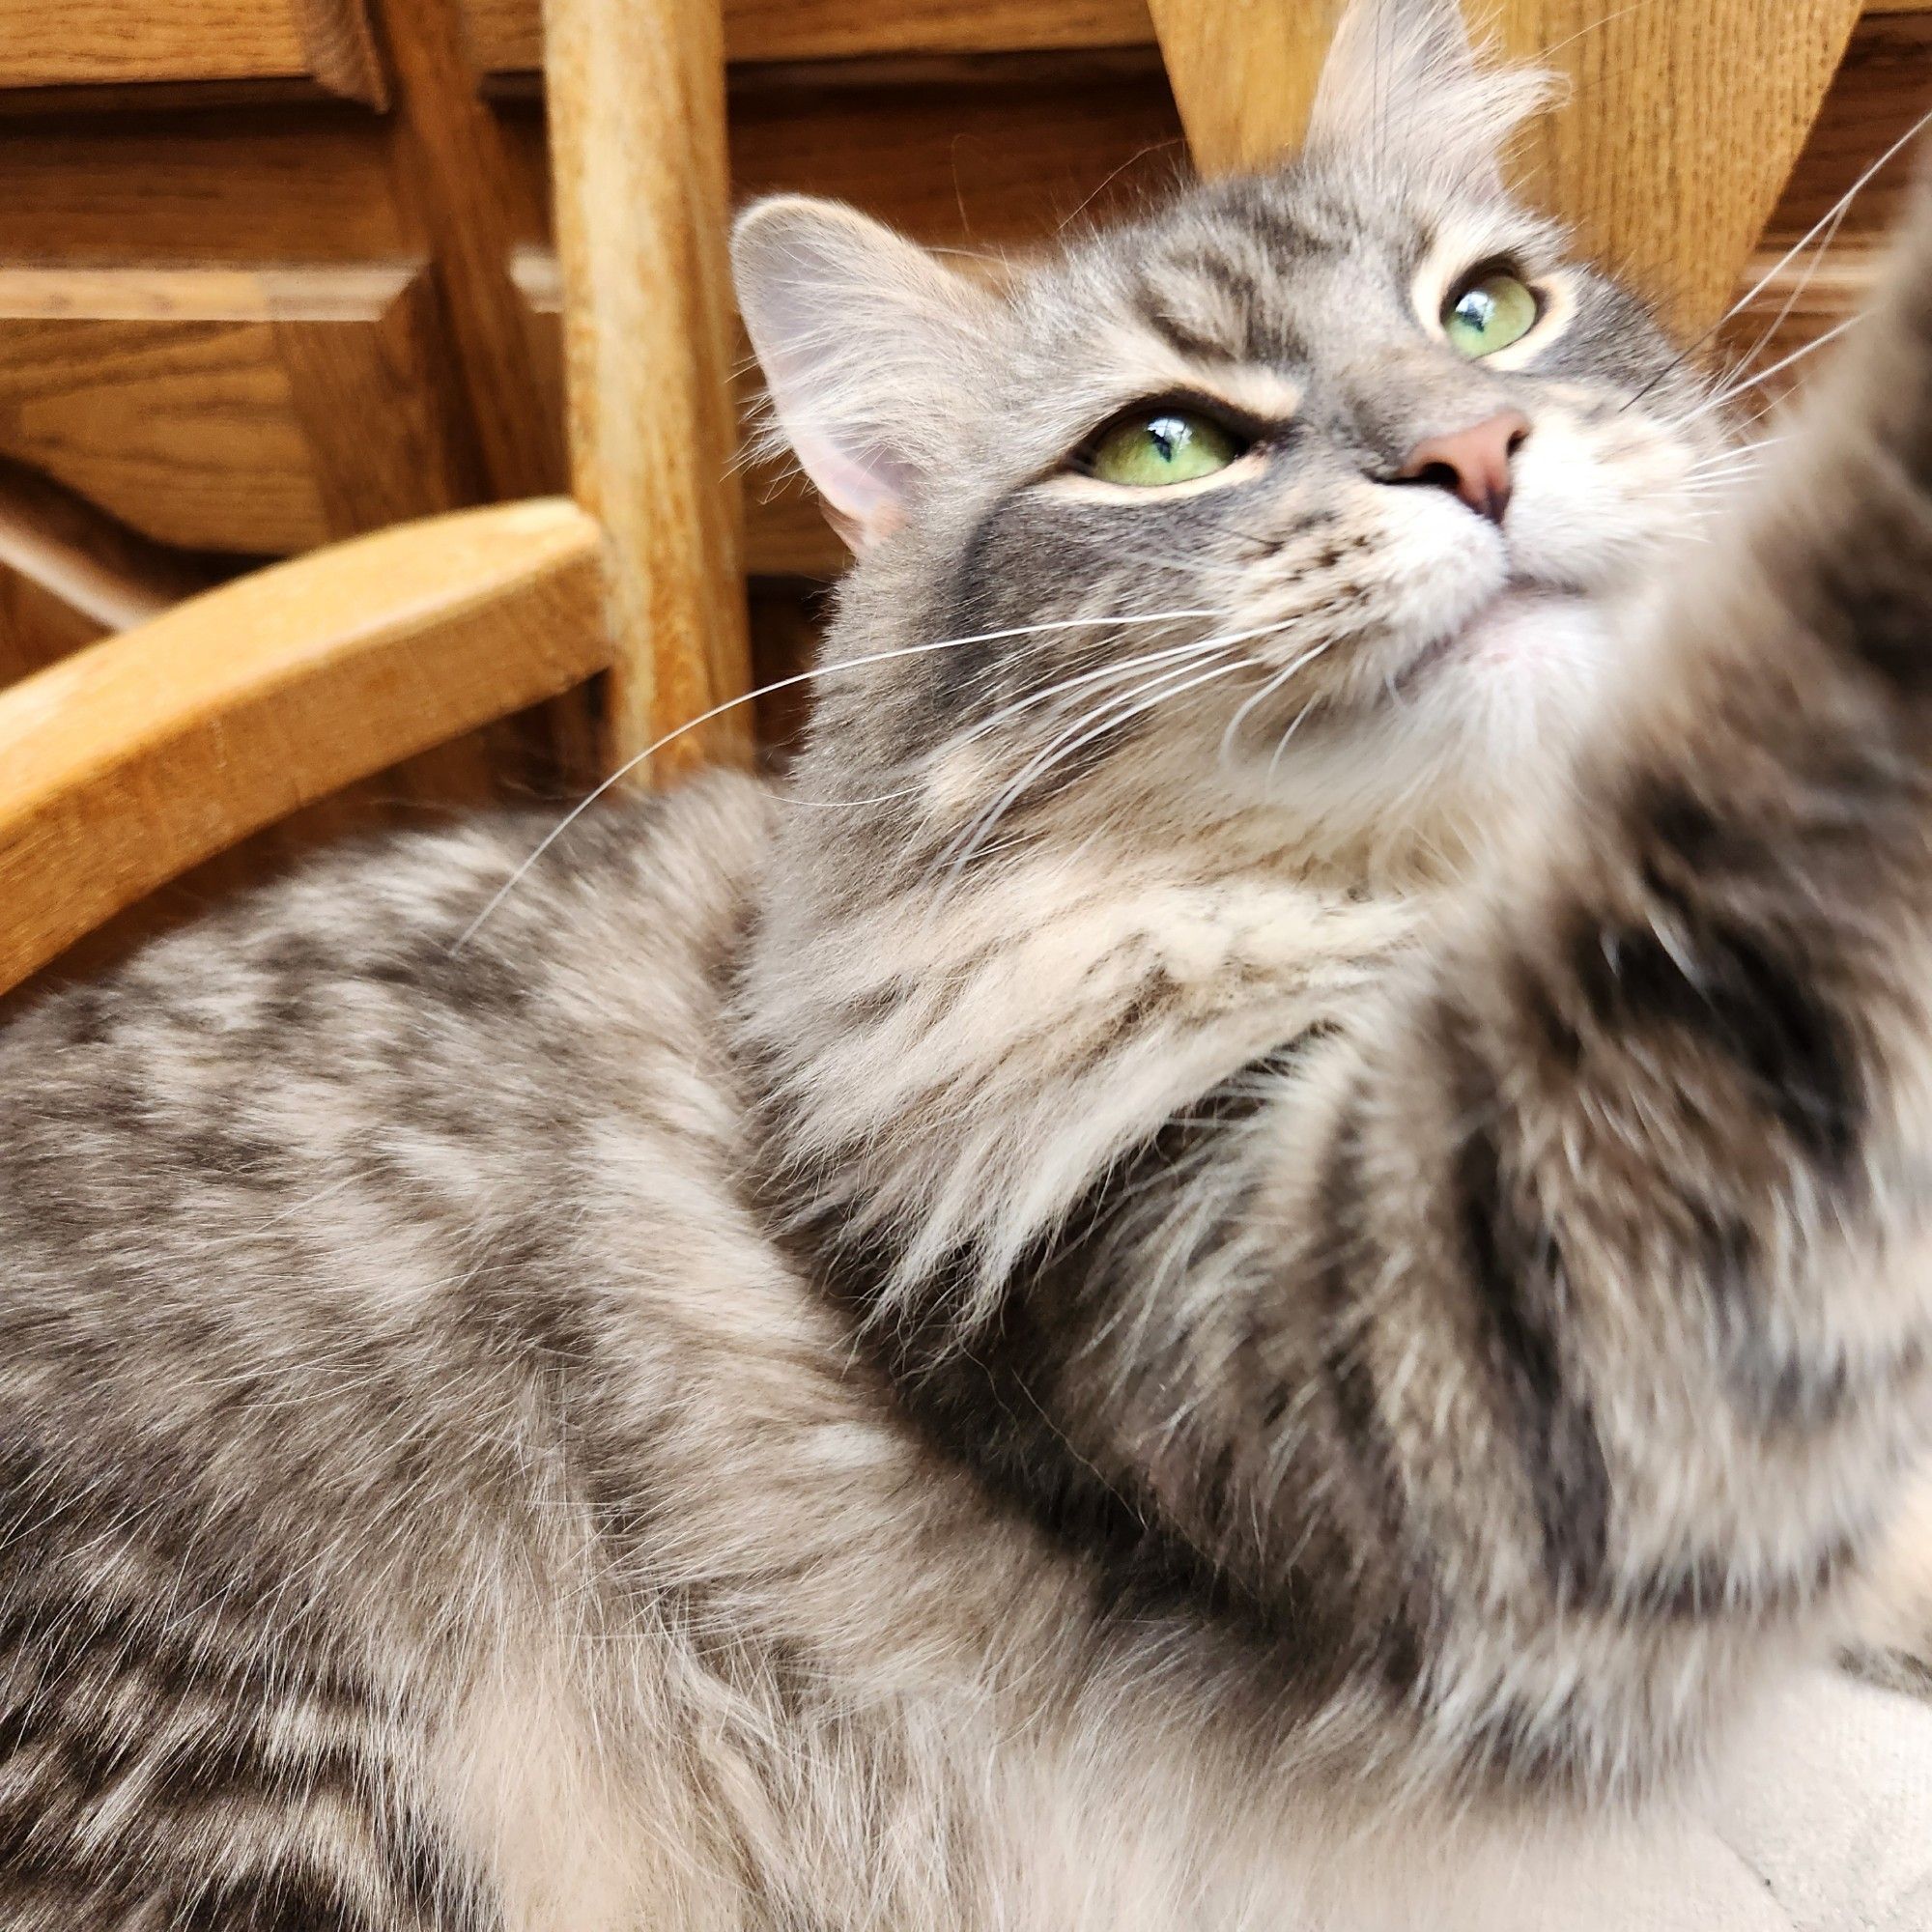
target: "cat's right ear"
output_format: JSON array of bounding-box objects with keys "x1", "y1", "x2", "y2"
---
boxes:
[
  {"x1": 1302, "y1": 0, "x2": 1551, "y2": 191},
  {"x1": 732, "y1": 197, "x2": 992, "y2": 554}
]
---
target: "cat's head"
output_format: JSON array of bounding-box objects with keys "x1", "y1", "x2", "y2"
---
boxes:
[{"x1": 733, "y1": 0, "x2": 1719, "y2": 882}]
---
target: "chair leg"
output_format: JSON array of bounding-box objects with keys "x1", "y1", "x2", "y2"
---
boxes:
[
  {"x1": 1147, "y1": 0, "x2": 1346, "y2": 179},
  {"x1": 544, "y1": 0, "x2": 753, "y2": 784}
]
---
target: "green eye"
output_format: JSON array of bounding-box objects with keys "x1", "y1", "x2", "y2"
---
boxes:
[
  {"x1": 1087, "y1": 409, "x2": 1244, "y2": 488},
  {"x1": 1442, "y1": 269, "x2": 1540, "y2": 358}
]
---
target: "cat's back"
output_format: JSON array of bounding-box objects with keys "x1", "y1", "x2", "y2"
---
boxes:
[
  {"x1": 0, "y1": 767, "x2": 777, "y2": 1312},
  {"x1": 0, "y1": 771, "x2": 797, "y2": 1929}
]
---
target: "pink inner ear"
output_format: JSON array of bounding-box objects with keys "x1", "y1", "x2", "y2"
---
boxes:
[{"x1": 788, "y1": 422, "x2": 914, "y2": 554}]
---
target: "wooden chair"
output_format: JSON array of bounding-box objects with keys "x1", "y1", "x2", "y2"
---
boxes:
[{"x1": 0, "y1": 0, "x2": 1881, "y2": 1000}]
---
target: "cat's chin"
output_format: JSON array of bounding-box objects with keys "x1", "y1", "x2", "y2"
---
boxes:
[{"x1": 1393, "y1": 585, "x2": 1604, "y2": 697}]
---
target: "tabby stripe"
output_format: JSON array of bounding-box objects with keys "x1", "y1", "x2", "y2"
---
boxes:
[
  {"x1": 1313, "y1": 1083, "x2": 1427, "y2": 1692},
  {"x1": 1436, "y1": 997, "x2": 1611, "y2": 1600}
]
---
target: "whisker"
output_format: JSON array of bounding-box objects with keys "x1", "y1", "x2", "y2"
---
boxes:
[
  {"x1": 1265, "y1": 646, "x2": 1340, "y2": 785},
  {"x1": 1676, "y1": 311, "x2": 1863, "y2": 430},
  {"x1": 936, "y1": 650, "x2": 1259, "y2": 886},
  {"x1": 1216, "y1": 639, "x2": 1339, "y2": 767},
  {"x1": 1619, "y1": 103, "x2": 1932, "y2": 416},
  {"x1": 451, "y1": 608, "x2": 1222, "y2": 949},
  {"x1": 784, "y1": 634, "x2": 1244, "y2": 811}
]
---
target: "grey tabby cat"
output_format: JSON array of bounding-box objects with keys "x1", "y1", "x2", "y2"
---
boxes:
[{"x1": 8, "y1": 1, "x2": 1932, "y2": 1924}]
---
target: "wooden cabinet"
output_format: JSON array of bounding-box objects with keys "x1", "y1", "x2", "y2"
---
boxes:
[
  {"x1": 0, "y1": 264, "x2": 475, "y2": 553},
  {"x1": 457, "y1": 0, "x2": 1155, "y2": 75},
  {"x1": 0, "y1": 0, "x2": 385, "y2": 99}
]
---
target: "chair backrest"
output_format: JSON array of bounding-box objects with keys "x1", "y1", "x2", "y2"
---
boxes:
[{"x1": 0, "y1": 0, "x2": 740, "y2": 996}]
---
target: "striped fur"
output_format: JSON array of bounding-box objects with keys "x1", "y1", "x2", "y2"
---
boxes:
[{"x1": 7, "y1": 1, "x2": 1932, "y2": 1923}]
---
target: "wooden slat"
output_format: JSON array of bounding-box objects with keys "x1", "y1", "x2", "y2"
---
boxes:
[
  {"x1": 0, "y1": 263, "x2": 477, "y2": 554},
  {"x1": 1758, "y1": 11, "x2": 1930, "y2": 247},
  {"x1": 0, "y1": 563, "x2": 109, "y2": 692},
  {"x1": 0, "y1": 0, "x2": 385, "y2": 100},
  {"x1": 461, "y1": 0, "x2": 1153, "y2": 74},
  {"x1": 509, "y1": 247, "x2": 833, "y2": 580},
  {"x1": 1146, "y1": 0, "x2": 1342, "y2": 176},
  {"x1": 1148, "y1": 0, "x2": 1863, "y2": 336},
  {"x1": 373, "y1": 0, "x2": 565, "y2": 501},
  {"x1": 546, "y1": 0, "x2": 752, "y2": 779},
  {"x1": 0, "y1": 498, "x2": 608, "y2": 998},
  {"x1": 1493, "y1": 0, "x2": 1867, "y2": 333},
  {"x1": 1716, "y1": 14, "x2": 1931, "y2": 396}
]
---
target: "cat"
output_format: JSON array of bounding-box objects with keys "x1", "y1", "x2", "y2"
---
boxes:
[{"x1": 6, "y1": 0, "x2": 1932, "y2": 1925}]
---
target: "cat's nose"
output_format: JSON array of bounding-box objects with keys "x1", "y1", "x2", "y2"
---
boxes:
[{"x1": 1395, "y1": 410, "x2": 1530, "y2": 525}]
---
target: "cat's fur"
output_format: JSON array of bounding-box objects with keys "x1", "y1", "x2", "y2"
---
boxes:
[{"x1": 7, "y1": 2, "x2": 1932, "y2": 1925}]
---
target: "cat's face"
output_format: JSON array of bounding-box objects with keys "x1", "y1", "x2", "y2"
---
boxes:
[{"x1": 736, "y1": 0, "x2": 1721, "y2": 876}]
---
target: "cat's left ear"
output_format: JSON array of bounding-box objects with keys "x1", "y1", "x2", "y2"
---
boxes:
[
  {"x1": 733, "y1": 196, "x2": 996, "y2": 554},
  {"x1": 1302, "y1": 0, "x2": 1552, "y2": 192}
]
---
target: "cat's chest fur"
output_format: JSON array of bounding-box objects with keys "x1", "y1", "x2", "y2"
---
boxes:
[{"x1": 738, "y1": 817, "x2": 1426, "y2": 1276}]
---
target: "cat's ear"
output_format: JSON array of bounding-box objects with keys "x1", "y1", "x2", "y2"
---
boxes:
[
  {"x1": 732, "y1": 196, "x2": 993, "y2": 553},
  {"x1": 1302, "y1": 0, "x2": 1552, "y2": 191}
]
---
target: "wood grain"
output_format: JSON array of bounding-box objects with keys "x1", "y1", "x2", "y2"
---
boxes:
[
  {"x1": 1494, "y1": 0, "x2": 1868, "y2": 333},
  {"x1": 0, "y1": 263, "x2": 477, "y2": 554},
  {"x1": 0, "y1": 498, "x2": 609, "y2": 998},
  {"x1": 1147, "y1": 0, "x2": 1344, "y2": 176},
  {"x1": 1714, "y1": 14, "x2": 1930, "y2": 399},
  {"x1": 461, "y1": 0, "x2": 1153, "y2": 74},
  {"x1": 0, "y1": 0, "x2": 385, "y2": 99},
  {"x1": 0, "y1": 453, "x2": 220, "y2": 633},
  {"x1": 372, "y1": 0, "x2": 566, "y2": 499},
  {"x1": 0, "y1": 107, "x2": 412, "y2": 263},
  {"x1": 274, "y1": 268, "x2": 486, "y2": 535},
  {"x1": 1756, "y1": 11, "x2": 1931, "y2": 248},
  {"x1": 293, "y1": 0, "x2": 389, "y2": 103},
  {"x1": 545, "y1": 0, "x2": 752, "y2": 778}
]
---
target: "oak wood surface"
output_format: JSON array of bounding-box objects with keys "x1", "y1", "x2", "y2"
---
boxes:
[
  {"x1": 0, "y1": 263, "x2": 477, "y2": 554},
  {"x1": 0, "y1": 454, "x2": 222, "y2": 634},
  {"x1": 1492, "y1": 0, "x2": 1868, "y2": 333},
  {"x1": 0, "y1": 0, "x2": 385, "y2": 99},
  {"x1": 372, "y1": 0, "x2": 565, "y2": 500},
  {"x1": 1148, "y1": 0, "x2": 1865, "y2": 336},
  {"x1": 545, "y1": 0, "x2": 750, "y2": 777},
  {"x1": 1146, "y1": 0, "x2": 1343, "y2": 177},
  {"x1": 0, "y1": 565, "x2": 109, "y2": 691},
  {"x1": 459, "y1": 0, "x2": 1932, "y2": 73},
  {"x1": 0, "y1": 498, "x2": 609, "y2": 998},
  {"x1": 0, "y1": 106, "x2": 413, "y2": 262},
  {"x1": 1715, "y1": 14, "x2": 1931, "y2": 395},
  {"x1": 463, "y1": 0, "x2": 1153, "y2": 74}
]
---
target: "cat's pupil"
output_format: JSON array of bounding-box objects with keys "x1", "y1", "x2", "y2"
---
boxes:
[{"x1": 1148, "y1": 417, "x2": 1183, "y2": 461}]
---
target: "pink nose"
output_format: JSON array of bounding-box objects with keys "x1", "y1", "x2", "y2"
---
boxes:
[{"x1": 1397, "y1": 410, "x2": 1530, "y2": 525}]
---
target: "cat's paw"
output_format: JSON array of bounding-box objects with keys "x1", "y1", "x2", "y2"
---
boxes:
[{"x1": 1843, "y1": 1460, "x2": 1932, "y2": 1706}]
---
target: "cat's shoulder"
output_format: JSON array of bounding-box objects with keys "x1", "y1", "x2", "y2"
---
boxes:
[{"x1": 0, "y1": 766, "x2": 779, "y2": 1099}]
